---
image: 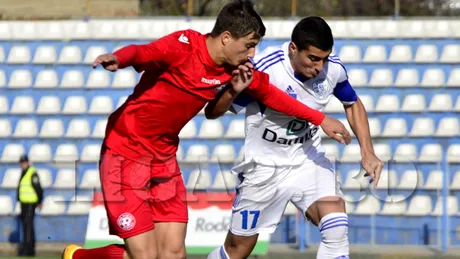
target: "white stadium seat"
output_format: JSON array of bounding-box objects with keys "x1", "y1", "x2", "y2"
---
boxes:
[
  {"x1": 0, "y1": 196, "x2": 13, "y2": 215},
  {"x1": 11, "y1": 22, "x2": 36, "y2": 40},
  {"x1": 353, "y1": 195, "x2": 381, "y2": 215},
  {"x1": 185, "y1": 145, "x2": 209, "y2": 163},
  {"x1": 117, "y1": 96, "x2": 128, "y2": 108},
  {"x1": 115, "y1": 22, "x2": 142, "y2": 39},
  {"x1": 340, "y1": 144, "x2": 361, "y2": 162},
  {"x1": 0, "y1": 23, "x2": 10, "y2": 40},
  {"x1": 375, "y1": 95, "x2": 400, "y2": 112},
  {"x1": 225, "y1": 119, "x2": 245, "y2": 138},
  {"x1": 7, "y1": 45, "x2": 31, "y2": 64},
  {"x1": 431, "y1": 196, "x2": 458, "y2": 216},
  {"x1": 211, "y1": 144, "x2": 235, "y2": 163},
  {"x1": 0, "y1": 119, "x2": 11, "y2": 137},
  {"x1": 34, "y1": 70, "x2": 58, "y2": 89},
  {"x1": 36, "y1": 22, "x2": 64, "y2": 40},
  {"x1": 322, "y1": 144, "x2": 339, "y2": 160},
  {"x1": 67, "y1": 196, "x2": 92, "y2": 215},
  {"x1": 177, "y1": 145, "x2": 184, "y2": 162},
  {"x1": 398, "y1": 170, "x2": 423, "y2": 190},
  {"x1": 401, "y1": 94, "x2": 426, "y2": 112},
  {"x1": 440, "y1": 44, "x2": 460, "y2": 63},
  {"x1": 428, "y1": 94, "x2": 453, "y2": 111},
  {"x1": 362, "y1": 45, "x2": 386, "y2": 63},
  {"x1": 80, "y1": 169, "x2": 101, "y2": 189},
  {"x1": 405, "y1": 195, "x2": 432, "y2": 216},
  {"x1": 368, "y1": 118, "x2": 381, "y2": 137},
  {"x1": 393, "y1": 143, "x2": 417, "y2": 162},
  {"x1": 0, "y1": 46, "x2": 5, "y2": 62},
  {"x1": 10, "y1": 96, "x2": 34, "y2": 114},
  {"x1": 40, "y1": 196, "x2": 66, "y2": 216},
  {"x1": 58, "y1": 46, "x2": 82, "y2": 64},
  {"x1": 35, "y1": 168, "x2": 52, "y2": 188},
  {"x1": 421, "y1": 68, "x2": 444, "y2": 87},
  {"x1": 447, "y1": 145, "x2": 460, "y2": 163},
  {"x1": 54, "y1": 169, "x2": 77, "y2": 189},
  {"x1": 381, "y1": 118, "x2": 407, "y2": 137},
  {"x1": 324, "y1": 97, "x2": 343, "y2": 113},
  {"x1": 424, "y1": 170, "x2": 443, "y2": 190},
  {"x1": 418, "y1": 144, "x2": 442, "y2": 162},
  {"x1": 54, "y1": 144, "x2": 79, "y2": 163},
  {"x1": 92, "y1": 119, "x2": 107, "y2": 139},
  {"x1": 414, "y1": 44, "x2": 438, "y2": 63},
  {"x1": 455, "y1": 96, "x2": 460, "y2": 112},
  {"x1": 424, "y1": 21, "x2": 452, "y2": 38},
  {"x1": 2, "y1": 169, "x2": 21, "y2": 188},
  {"x1": 388, "y1": 45, "x2": 412, "y2": 63},
  {"x1": 375, "y1": 170, "x2": 398, "y2": 190},
  {"x1": 1, "y1": 144, "x2": 25, "y2": 163},
  {"x1": 359, "y1": 95, "x2": 374, "y2": 112},
  {"x1": 451, "y1": 171, "x2": 460, "y2": 190},
  {"x1": 394, "y1": 68, "x2": 419, "y2": 87},
  {"x1": 347, "y1": 69, "x2": 367, "y2": 87},
  {"x1": 374, "y1": 143, "x2": 392, "y2": 161},
  {"x1": 338, "y1": 45, "x2": 361, "y2": 63},
  {"x1": 399, "y1": 21, "x2": 424, "y2": 38},
  {"x1": 86, "y1": 70, "x2": 110, "y2": 88},
  {"x1": 212, "y1": 170, "x2": 237, "y2": 190},
  {"x1": 447, "y1": 68, "x2": 460, "y2": 87},
  {"x1": 62, "y1": 96, "x2": 87, "y2": 114},
  {"x1": 84, "y1": 46, "x2": 108, "y2": 64},
  {"x1": 378, "y1": 195, "x2": 407, "y2": 216},
  {"x1": 40, "y1": 119, "x2": 64, "y2": 138},
  {"x1": 33, "y1": 46, "x2": 57, "y2": 64},
  {"x1": 112, "y1": 70, "x2": 136, "y2": 88},
  {"x1": 369, "y1": 68, "x2": 393, "y2": 87},
  {"x1": 435, "y1": 117, "x2": 459, "y2": 137},
  {"x1": 8, "y1": 69, "x2": 32, "y2": 89},
  {"x1": 0, "y1": 96, "x2": 8, "y2": 114},
  {"x1": 67, "y1": 22, "x2": 90, "y2": 40},
  {"x1": 65, "y1": 119, "x2": 90, "y2": 138},
  {"x1": 13, "y1": 119, "x2": 38, "y2": 138},
  {"x1": 80, "y1": 144, "x2": 101, "y2": 162},
  {"x1": 91, "y1": 22, "x2": 116, "y2": 39},
  {"x1": 179, "y1": 120, "x2": 197, "y2": 139},
  {"x1": 60, "y1": 70, "x2": 84, "y2": 88},
  {"x1": 89, "y1": 96, "x2": 114, "y2": 115},
  {"x1": 198, "y1": 120, "x2": 224, "y2": 139},
  {"x1": 0, "y1": 70, "x2": 6, "y2": 87},
  {"x1": 187, "y1": 169, "x2": 211, "y2": 190},
  {"x1": 409, "y1": 118, "x2": 435, "y2": 137},
  {"x1": 37, "y1": 96, "x2": 61, "y2": 114},
  {"x1": 28, "y1": 144, "x2": 51, "y2": 163}
]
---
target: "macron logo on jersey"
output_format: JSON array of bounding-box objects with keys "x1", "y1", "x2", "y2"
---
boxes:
[
  {"x1": 178, "y1": 34, "x2": 189, "y2": 44},
  {"x1": 286, "y1": 85, "x2": 297, "y2": 99},
  {"x1": 201, "y1": 78, "x2": 221, "y2": 85}
]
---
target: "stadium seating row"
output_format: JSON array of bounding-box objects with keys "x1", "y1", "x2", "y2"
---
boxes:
[
  {"x1": 2, "y1": 93, "x2": 460, "y2": 115},
  {"x1": 1, "y1": 142, "x2": 459, "y2": 163},
  {"x1": 1, "y1": 44, "x2": 459, "y2": 64},
  {"x1": 1, "y1": 192, "x2": 459, "y2": 216},
  {"x1": 0, "y1": 67, "x2": 459, "y2": 89},
  {"x1": 0, "y1": 20, "x2": 459, "y2": 40},
  {"x1": 1, "y1": 115, "x2": 460, "y2": 140}
]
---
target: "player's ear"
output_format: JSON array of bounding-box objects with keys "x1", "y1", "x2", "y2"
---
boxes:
[
  {"x1": 221, "y1": 31, "x2": 232, "y2": 46},
  {"x1": 289, "y1": 42, "x2": 298, "y2": 55}
]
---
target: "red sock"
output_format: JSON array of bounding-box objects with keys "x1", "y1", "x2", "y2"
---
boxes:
[{"x1": 73, "y1": 244, "x2": 125, "y2": 259}]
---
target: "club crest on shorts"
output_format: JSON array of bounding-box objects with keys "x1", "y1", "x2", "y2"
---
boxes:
[
  {"x1": 311, "y1": 78, "x2": 329, "y2": 100},
  {"x1": 117, "y1": 212, "x2": 136, "y2": 231}
]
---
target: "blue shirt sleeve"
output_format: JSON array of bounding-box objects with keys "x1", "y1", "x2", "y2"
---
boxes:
[
  {"x1": 333, "y1": 80, "x2": 357, "y2": 105},
  {"x1": 230, "y1": 92, "x2": 256, "y2": 114}
]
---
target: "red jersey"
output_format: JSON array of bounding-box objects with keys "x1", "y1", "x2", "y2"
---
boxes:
[{"x1": 104, "y1": 29, "x2": 325, "y2": 174}]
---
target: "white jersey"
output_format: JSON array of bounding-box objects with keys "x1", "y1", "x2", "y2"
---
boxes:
[{"x1": 231, "y1": 42, "x2": 357, "y2": 167}]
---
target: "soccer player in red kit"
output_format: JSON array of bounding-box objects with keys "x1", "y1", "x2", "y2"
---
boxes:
[{"x1": 62, "y1": 1, "x2": 350, "y2": 259}]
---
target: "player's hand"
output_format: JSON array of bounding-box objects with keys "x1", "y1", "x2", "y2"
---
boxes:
[
  {"x1": 230, "y1": 61, "x2": 254, "y2": 93},
  {"x1": 320, "y1": 116, "x2": 351, "y2": 145},
  {"x1": 362, "y1": 153, "x2": 384, "y2": 188},
  {"x1": 93, "y1": 54, "x2": 119, "y2": 71}
]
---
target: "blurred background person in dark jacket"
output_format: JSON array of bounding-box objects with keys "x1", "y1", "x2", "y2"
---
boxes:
[{"x1": 16, "y1": 155, "x2": 43, "y2": 257}]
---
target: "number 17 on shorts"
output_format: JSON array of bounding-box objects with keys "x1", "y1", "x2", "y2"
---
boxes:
[{"x1": 230, "y1": 209, "x2": 262, "y2": 236}]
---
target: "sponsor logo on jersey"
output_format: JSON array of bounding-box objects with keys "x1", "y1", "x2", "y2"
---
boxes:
[
  {"x1": 285, "y1": 85, "x2": 297, "y2": 99},
  {"x1": 201, "y1": 77, "x2": 222, "y2": 85},
  {"x1": 178, "y1": 33, "x2": 189, "y2": 44},
  {"x1": 286, "y1": 119, "x2": 308, "y2": 136},
  {"x1": 261, "y1": 126, "x2": 318, "y2": 145},
  {"x1": 312, "y1": 78, "x2": 329, "y2": 99}
]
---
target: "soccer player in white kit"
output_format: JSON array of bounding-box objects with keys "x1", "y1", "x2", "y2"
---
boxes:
[{"x1": 205, "y1": 16, "x2": 384, "y2": 259}]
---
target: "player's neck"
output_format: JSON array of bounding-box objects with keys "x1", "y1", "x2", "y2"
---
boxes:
[
  {"x1": 206, "y1": 36, "x2": 226, "y2": 66},
  {"x1": 289, "y1": 54, "x2": 310, "y2": 82}
]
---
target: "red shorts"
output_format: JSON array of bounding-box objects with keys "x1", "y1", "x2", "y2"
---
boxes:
[{"x1": 99, "y1": 146, "x2": 188, "y2": 239}]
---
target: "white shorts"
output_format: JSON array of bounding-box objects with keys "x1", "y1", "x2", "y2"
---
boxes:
[{"x1": 229, "y1": 156, "x2": 343, "y2": 236}]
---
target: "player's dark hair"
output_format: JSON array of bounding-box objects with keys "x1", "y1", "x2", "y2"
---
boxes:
[
  {"x1": 211, "y1": 0, "x2": 266, "y2": 40},
  {"x1": 291, "y1": 16, "x2": 333, "y2": 51}
]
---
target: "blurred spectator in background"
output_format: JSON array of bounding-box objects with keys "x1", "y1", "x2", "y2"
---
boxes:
[{"x1": 16, "y1": 155, "x2": 43, "y2": 257}]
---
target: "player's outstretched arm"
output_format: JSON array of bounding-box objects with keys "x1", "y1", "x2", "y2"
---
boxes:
[
  {"x1": 246, "y1": 72, "x2": 351, "y2": 144},
  {"x1": 344, "y1": 97, "x2": 383, "y2": 187}
]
